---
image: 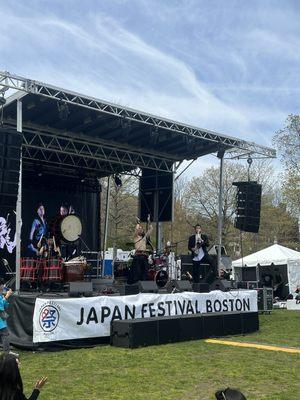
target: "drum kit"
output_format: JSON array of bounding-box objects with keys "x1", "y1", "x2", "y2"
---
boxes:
[
  {"x1": 147, "y1": 253, "x2": 169, "y2": 288},
  {"x1": 112, "y1": 248, "x2": 174, "y2": 287}
]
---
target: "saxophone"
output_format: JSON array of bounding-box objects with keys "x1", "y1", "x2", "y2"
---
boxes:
[{"x1": 194, "y1": 233, "x2": 203, "y2": 255}]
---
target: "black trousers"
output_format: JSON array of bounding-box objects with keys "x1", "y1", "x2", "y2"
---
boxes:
[
  {"x1": 127, "y1": 254, "x2": 149, "y2": 284},
  {"x1": 192, "y1": 254, "x2": 217, "y2": 284}
]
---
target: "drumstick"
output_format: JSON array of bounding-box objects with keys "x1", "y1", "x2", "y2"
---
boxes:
[
  {"x1": 37, "y1": 235, "x2": 43, "y2": 249},
  {"x1": 53, "y1": 235, "x2": 62, "y2": 257},
  {"x1": 186, "y1": 271, "x2": 193, "y2": 281}
]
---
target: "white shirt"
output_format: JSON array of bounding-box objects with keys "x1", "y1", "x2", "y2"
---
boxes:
[{"x1": 193, "y1": 234, "x2": 205, "y2": 262}]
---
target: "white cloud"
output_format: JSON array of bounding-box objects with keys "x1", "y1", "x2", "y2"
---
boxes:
[{"x1": 1, "y1": 0, "x2": 299, "y2": 178}]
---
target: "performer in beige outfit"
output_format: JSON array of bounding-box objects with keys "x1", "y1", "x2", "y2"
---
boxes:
[{"x1": 128, "y1": 215, "x2": 153, "y2": 283}]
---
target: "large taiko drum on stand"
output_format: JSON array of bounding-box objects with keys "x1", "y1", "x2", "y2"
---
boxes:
[
  {"x1": 60, "y1": 215, "x2": 82, "y2": 243},
  {"x1": 50, "y1": 214, "x2": 82, "y2": 244}
]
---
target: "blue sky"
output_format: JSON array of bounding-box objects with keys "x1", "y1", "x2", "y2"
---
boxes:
[{"x1": 0, "y1": 0, "x2": 299, "y2": 177}]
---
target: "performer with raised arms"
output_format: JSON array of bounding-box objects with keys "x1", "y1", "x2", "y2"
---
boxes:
[{"x1": 128, "y1": 214, "x2": 153, "y2": 284}]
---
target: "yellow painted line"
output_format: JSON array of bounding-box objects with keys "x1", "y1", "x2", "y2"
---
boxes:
[{"x1": 205, "y1": 339, "x2": 300, "y2": 354}]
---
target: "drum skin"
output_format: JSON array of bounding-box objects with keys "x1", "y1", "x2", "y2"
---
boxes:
[
  {"x1": 60, "y1": 215, "x2": 82, "y2": 242},
  {"x1": 148, "y1": 268, "x2": 168, "y2": 287},
  {"x1": 50, "y1": 215, "x2": 82, "y2": 243}
]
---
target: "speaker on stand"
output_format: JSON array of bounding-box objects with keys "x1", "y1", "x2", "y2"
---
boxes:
[{"x1": 232, "y1": 181, "x2": 262, "y2": 233}]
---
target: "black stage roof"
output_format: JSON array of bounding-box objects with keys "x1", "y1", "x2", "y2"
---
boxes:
[{"x1": 0, "y1": 71, "x2": 276, "y2": 179}]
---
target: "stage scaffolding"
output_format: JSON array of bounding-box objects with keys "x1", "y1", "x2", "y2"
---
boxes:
[{"x1": 0, "y1": 71, "x2": 276, "y2": 291}]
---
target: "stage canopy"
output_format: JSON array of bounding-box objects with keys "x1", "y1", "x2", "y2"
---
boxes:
[{"x1": 0, "y1": 71, "x2": 275, "y2": 182}]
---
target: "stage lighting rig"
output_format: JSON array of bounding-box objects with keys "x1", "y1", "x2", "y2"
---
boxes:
[{"x1": 114, "y1": 175, "x2": 122, "y2": 188}]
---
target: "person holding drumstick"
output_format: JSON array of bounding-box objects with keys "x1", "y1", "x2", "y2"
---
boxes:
[{"x1": 128, "y1": 214, "x2": 153, "y2": 284}]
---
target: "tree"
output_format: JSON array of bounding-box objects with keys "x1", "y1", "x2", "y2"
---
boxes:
[
  {"x1": 273, "y1": 114, "x2": 300, "y2": 172},
  {"x1": 162, "y1": 177, "x2": 194, "y2": 255},
  {"x1": 100, "y1": 175, "x2": 139, "y2": 253},
  {"x1": 183, "y1": 160, "x2": 274, "y2": 250},
  {"x1": 273, "y1": 115, "x2": 300, "y2": 217}
]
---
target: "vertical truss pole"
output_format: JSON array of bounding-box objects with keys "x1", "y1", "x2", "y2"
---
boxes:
[
  {"x1": 15, "y1": 99, "x2": 22, "y2": 292},
  {"x1": 102, "y1": 176, "x2": 111, "y2": 278},
  {"x1": 217, "y1": 150, "x2": 225, "y2": 273}
]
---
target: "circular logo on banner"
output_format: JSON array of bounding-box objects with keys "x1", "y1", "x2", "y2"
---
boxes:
[{"x1": 39, "y1": 304, "x2": 60, "y2": 332}]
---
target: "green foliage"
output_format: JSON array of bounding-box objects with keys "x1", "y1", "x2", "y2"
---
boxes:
[
  {"x1": 16, "y1": 310, "x2": 300, "y2": 400},
  {"x1": 273, "y1": 114, "x2": 300, "y2": 172},
  {"x1": 273, "y1": 115, "x2": 300, "y2": 216}
]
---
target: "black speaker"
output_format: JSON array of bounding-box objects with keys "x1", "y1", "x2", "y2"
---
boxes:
[
  {"x1": 139, "y1": 169, "x2": 173, "y2": 222},
  {"x1": 158, "y1": 317, "x2": 180, "y2": 344},
  {"x1": 180, "y1": 254, "x2": 193, "y2": 264},
  {"x1": 233, "y1": 181, "x2": 262, "y2": 233},
  {"x1": 192, "y1": 283, "x2": 210, "y2": 293},
  {"x1": 241, "y1": 312, "x2": 259, "y2": 333},
  {"x1": 180, "y1": 255, "x2": 212, "y2": 282},
  {"x1": 110, "y1": 312, "x2": 259, "y2": 348},
  {"x1": 110, "y1": 283, "x2": 139, "y2": 295},
  {"x1": 241, "y1": 267, "x2": 257, "y2": 281},
  {"x1": 237, "y1": 281, "x2": 248, "y2": 289},
  {"x1": 124, "y1": 284, "x2": 139, "y2": 295},
  {"x1": 222, "y1": 313, "x2": 243, "y2": 336},
  {"x1": 138, "y1": 280, "x2": 158, "y2": 293},
  {"x1": 167, "y1": 280, "x2": 193, "y2": 292},
  {"x1": 178, "y1": 315, "x2": 204, "y2": 341},
  {"x1": 202, "y1": 313, "x2": 223, "y2": 338},
  {"x1": 111, "y1": 318, "x2": 159, "y2": 348},
  {"x1": 210, "y1": 279, "x2": 231, "y2": 292},
  {"x1": 69, "y1": 281, "x2": 93, "y2": 297},
  {"x1": 180, "y1": 254, "x2": 193, "y2": 280}
]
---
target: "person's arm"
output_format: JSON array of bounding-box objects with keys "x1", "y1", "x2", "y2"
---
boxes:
[
  {"x1": 145, "y1": 214, "x2": 153, "y2": 238},
  {"x1": 201, "y1": 234, "x2": 209, "y2": 248},
  {"x1": 134, "y1": 224, "x2": 141, "y2": 236},
  {"x1": 25, "y1": 377, "x2": 48, "y2": 400},
  {"x1": 26, "y1": 389, "x2": 40, "y2": 400},
  {"x1": 28, "y1": 220, "x2": 38, "y2": 254},
  {"x1": 1, "y1": 289, "x2": 13, "y2": 310},
  {"x1": 145, "y1": 223, "x2": 153, "y2": 238},
  {"x1": 188, "y1": 236, "x2": 195, "y2": 252}
]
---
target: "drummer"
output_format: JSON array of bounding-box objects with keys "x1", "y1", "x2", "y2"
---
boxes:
[{"x1": 128, "y1": 215, "x2": 153, "y2": 284}]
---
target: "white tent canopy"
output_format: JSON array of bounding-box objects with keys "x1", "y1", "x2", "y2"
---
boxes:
[{"x1": 232, "y1": 244, "x2": 300, "y2": 293}]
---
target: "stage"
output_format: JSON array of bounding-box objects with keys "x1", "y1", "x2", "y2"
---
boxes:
[
  {"x1": 0, "y1": 72, "x2": 275, "y2": 352},
  {"x1": 7, "y1": 289, "x2": 259, "y2": 350}
]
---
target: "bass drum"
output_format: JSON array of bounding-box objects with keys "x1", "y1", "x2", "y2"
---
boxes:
[
  {"x1": 60, "y1": 215, "x2": 82, "y2": 243},
  {"x1": 148, "y1": 268, "x2": 168, "y2": 288}
]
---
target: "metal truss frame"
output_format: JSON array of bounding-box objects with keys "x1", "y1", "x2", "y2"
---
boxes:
[
  {"x1": 0, "y1": 71, "x2": 276, "y2": 160},
  {"x1": 2, "y1": 123, "x2": 174, "y2": 174}
]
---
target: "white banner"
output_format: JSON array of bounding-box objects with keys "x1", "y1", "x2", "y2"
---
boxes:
[{"x1": 33, "y1": 290, "x2": 257, "y2": 343}]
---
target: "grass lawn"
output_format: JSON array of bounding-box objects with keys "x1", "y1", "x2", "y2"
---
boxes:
[{"x1": 18, "y1": 310, "x2": 299, "y2": 400}]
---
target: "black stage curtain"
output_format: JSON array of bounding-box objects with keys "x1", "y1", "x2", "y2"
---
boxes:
[{"x1": 21, "y1": 172, "x2": 100, "y2": 256}]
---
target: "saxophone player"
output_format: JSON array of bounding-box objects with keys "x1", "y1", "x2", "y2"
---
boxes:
[{"x1": 188, "y1": 224, "x2": 216, "y2": 283}]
